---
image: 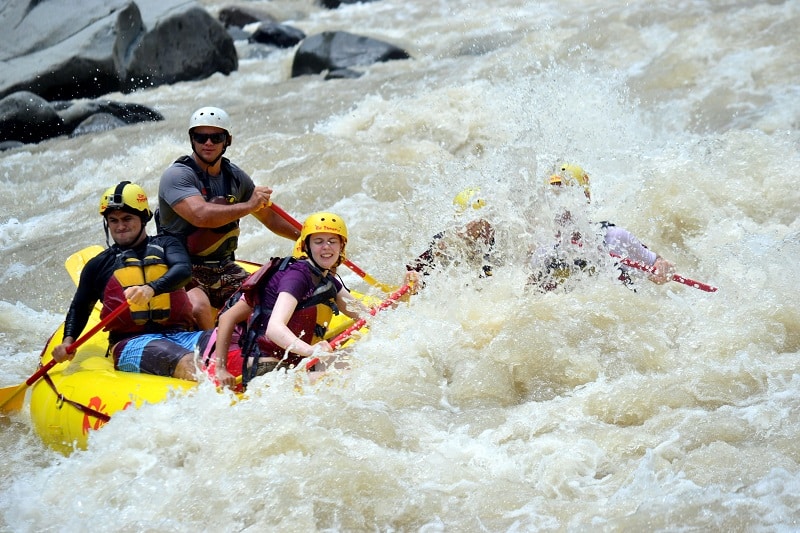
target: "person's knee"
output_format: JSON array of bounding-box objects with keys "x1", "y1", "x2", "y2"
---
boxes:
[
  {"x1": 188, "y1": 290, "x2": 214, "y2": 328},
  {"x1": 189, "y1": 288, "x2": 209, "y2": 308},
  {"x1": 173, "y1": 353, "x2": 198, "y2": 381},
  {"x1": 191, "y1": 303, "x2": 212, "y2": 323}
]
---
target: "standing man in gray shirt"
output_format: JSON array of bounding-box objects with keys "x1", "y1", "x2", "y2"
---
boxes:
[{"x1": 158, "y1": 106, "x2": 300, "y2": 329}]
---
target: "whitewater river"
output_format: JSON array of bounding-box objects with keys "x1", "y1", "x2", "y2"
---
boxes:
[{"x1": 1, "y1": 0, "x2": 799, "y2": 530}]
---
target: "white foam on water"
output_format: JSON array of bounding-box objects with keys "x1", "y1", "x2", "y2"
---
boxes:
[{"x1": 2, "y1": 0, "x2": 799, "y2": 529}]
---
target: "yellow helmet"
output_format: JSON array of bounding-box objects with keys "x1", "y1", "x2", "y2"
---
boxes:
[
  {"x1": 548, "y1": 164, "x2": 591, "y2": 200},
  {"x1": 98, "y1": 181, "x2": 152, "y2": 221},
  {"x1": 453, "y1": 187, "x2": 486, "y2": 213},
  {"x1": 297, "y1": 212, "x2": 348, "y2": 262},
  {"x1": 291, "y1": 236, "x2": 305, "y2": 259}
]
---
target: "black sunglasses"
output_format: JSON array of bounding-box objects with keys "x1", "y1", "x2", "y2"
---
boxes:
[{"x1": 191, "y1": 132, "x2": 228, "y2": 144}]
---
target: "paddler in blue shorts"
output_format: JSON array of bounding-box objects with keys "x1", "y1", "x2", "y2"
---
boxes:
[{"x1": 52, "y1": 182, "x2": 208, "y2": 380}]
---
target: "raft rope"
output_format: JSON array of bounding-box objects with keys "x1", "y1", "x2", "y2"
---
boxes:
[{"x1": 41, "y1": 373, "x2": 111, "y2": 423}]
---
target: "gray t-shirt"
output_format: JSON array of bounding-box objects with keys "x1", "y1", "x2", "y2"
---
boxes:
[{"x1": 157, "y1": 156, "x2": 255, "y2": 237}]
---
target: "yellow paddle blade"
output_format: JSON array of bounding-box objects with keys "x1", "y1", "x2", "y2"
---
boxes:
[
  {"x1": 324, "y1": 318, "x2": 357, "y2": 340},
  {"x1": 361, "y1": 272, "x2": 399, "y2": 293},
  {"x1": 0, "y1": 383, "x2": 28, "y2": 414},
  {"x1": 64, "y1": 245, "x2": 104, "y2": 286}
]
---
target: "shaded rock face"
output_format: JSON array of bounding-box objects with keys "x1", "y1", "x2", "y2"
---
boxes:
[
  {"x1": 0, "y1": 0, "x2": 237, "y2": 101},
  {"x1": 291, "y1": 31, "x2": 410, "y2": 78},
  {"x1": 218, "y1": 5, "x2": 277, "y2": 28},
  {"x1": 56, "y1": 100, "x2": 165, "y2": 132},
  {"x1": 250, "y1": 23, "x2": 306, "y2": 48},
  {"x1": 0, "y1": 1, "x2": 411, "y2": 148},
  {"x1": 0, "y1": 92, "x2": 68, "y2": 144},
  {"x1": 0, "y1": 92, "x2": 163, "y2": 147},
  {"x1": 70, "y1": 113, "x2": 128, "y2": 137},
  {"x1": 118, "y1": 5, "x2": 238, "y2": 93},
  {"x1": 319, "y1": 0, "x2": 382, "y2": 8}
]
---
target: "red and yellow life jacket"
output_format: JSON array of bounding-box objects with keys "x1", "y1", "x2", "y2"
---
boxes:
[{"x1": 101, "y1": 244, "x2": 194, "y2": 336}]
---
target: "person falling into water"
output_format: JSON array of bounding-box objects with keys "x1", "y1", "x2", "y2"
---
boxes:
[
  {"x1": 528, "y1": 163, "x2": 676, "y2": 292},
  {"x1": 407, "y1": 187, "x2": 497, "y2": 279},
  {"x1": 157, "y1": 106, "x2": 300, "y2": 331},
  {"x1": 52, "y1": 182, "x2": 204, "y2": 380}
]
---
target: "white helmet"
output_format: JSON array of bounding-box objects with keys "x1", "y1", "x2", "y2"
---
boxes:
[{"x1": 189, "y1": 107, "x2": 232, "y2": 135}]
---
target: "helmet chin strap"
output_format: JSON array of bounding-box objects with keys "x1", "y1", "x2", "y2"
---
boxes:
[
  {"x1": 132, "y1": 220, "x2": 147, "y2": 247},
  {"x1": 306, "y1": 254, "x2": 327, "y2": 276},
  {"x1": 190, "y1": 134, "x2": 228, "y2": 170},
  {"x1": 103, "y1": 218, "x2": 112, "y2": 248},
  {"x1": 303, "y1": 239, "x2": 350, "y2": 292}
]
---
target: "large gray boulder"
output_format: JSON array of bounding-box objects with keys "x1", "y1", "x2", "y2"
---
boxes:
[
  {"x1": 0, "y1": 92, "x2": 67, "y2": 144},
  {"x1": 250, "y1": 23, "x2": 306, "y2": 49},
  {"x1": 118, "y1": 1, "x2": 238, "y2": 93},
  {"x1": 291, "y1": 31, "x2": 410, "y2": 78},
  {"x1": 0, "y1": 0, "x2": 237, "y2": 101}
]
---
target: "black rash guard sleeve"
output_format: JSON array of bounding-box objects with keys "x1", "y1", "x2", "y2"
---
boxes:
[
  {"x1": 62, "y1": 250, "x2": 116, "y2": 341},
  {"x1": 62, "y1": 236, "x2": 191, "y2": 341},
  {"x1": 146, "y1": 235, "x2": 192, "y2": 295}
]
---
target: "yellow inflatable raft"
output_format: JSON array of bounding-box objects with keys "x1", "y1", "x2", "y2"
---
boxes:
[
  {"x1": 30, "y1": 322, "x2": 198, "y2": 455},
  {"x1": 28, "y1": 246, "x2": 366, "y2": 455}
]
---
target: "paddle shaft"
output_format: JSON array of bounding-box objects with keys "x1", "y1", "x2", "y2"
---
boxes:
[
  {"x1": 613, "y1": 254, "x2": 718, "y2": 293},
  {"x1": 304, "y1": 283, "x2": 412, "y2": 370},
  {"x1": 0, "y1": 301, "x2": 130, "y2": 412},
  {"x1": 269, "y1": 203, "x2": 393, "y2": 291}
]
